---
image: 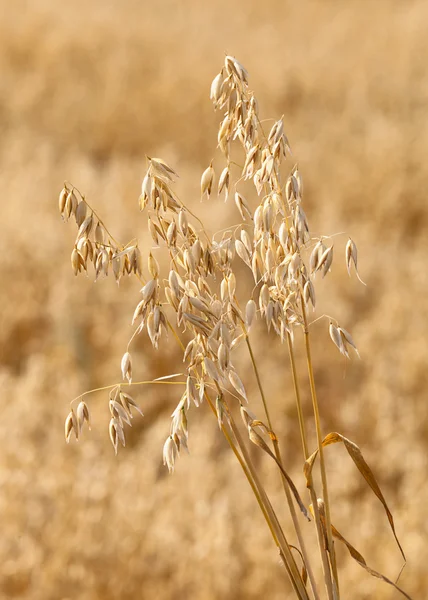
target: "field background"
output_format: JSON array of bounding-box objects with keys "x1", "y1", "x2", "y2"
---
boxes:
[{"x1": 0, "y1": 0, "x2": 427, "y2": 598}]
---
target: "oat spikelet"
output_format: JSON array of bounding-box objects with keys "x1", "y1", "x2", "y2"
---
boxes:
[
  {"x1": 120, "y1": 391, "x2": 144, "y2": 417},
  {"x1": 319, "y1": 245, "x2": 334, "y2": 278},
  {"x1": 163, "y1": 436, "x2": 178, "y2": 473},
  {"x1": 229, "y1": 370, "x2": 248, "y2": 402},
  {"x1": 65, "y1": 409, "x2": 78, "y2": 443},
  {"x1": 346, "y1": 238, "x2": 366, "y2": 285},
  {"x1": 329, "y1": 321, "x2": 360, "y2": 359},
  {"x1": 329, "y1": 321, "x2": 347, "y2": 357},
  {"x1": 76, "y1": 401, "x2": 91, "y2": 434},
  {"x1": 218, "y1": 166, "x2": 230, "y2": 200},
  {"x1": 339, "y1": 326, "x2": 360, "y2": 358},
  {"x1": 201, "y1": 162, "x2": 215, "y2": 199},
  {"x1": 210, "y1": 72, "x2": 223, "y2": 106},
  {"x1": 121, "y1": 351, "x2": 132, "y2": 383},
  {"x1": 59, "y1": 187, "x2": 68, "y2": 216},
  {"x1": 245, "y1": 299, "x2": 257, "y2": 331}
]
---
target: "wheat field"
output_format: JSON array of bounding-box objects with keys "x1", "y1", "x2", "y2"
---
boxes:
[{"x1": 0, "y1": 0, "x2": 427, "y2": 598}]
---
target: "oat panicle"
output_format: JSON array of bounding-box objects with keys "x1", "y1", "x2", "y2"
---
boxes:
[{"x1": 58, "y1": 55, "x2": 411, "y2": 600}]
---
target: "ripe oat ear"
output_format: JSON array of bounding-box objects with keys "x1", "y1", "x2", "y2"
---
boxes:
[
  {"x1": 228, "y1": 370, "x2": 247, "y2": 402},
  {"x1": 234, "y1": 192, "x2": 252, "y2": 220},
  {"x1": 201, "y1": 162, "x2": 215, "y2": 199},
  {"x1": 76, "y1": 401, "x2": 91, "y2": 433},
  {"x1": 64, "y1": 409, "x2": 78, "y2": 443},
  {"x1": 121, "y1": 351, "x2": 132, "y2": 383},
  {"x1": 338, "y1": 327, "x2": 360, "y2": 358},
  {"x1": 218, "y1": 166, "x2": 230, "y2": 200},
  {"x1": 162, "y1": 436, "x2": 178, "y2": 473},
  {"x1": 59, "y1": 54, "x2": 409, "y2": 599},
  {"x1": 319, "y1": 245, "x2": 334, "y2": 278},
  {"x1": 345, "y1": 238, "x2": 366, "y2": 285},
  {"x1": 305, "y1": 432, "x2": 406, "y2": 563}
]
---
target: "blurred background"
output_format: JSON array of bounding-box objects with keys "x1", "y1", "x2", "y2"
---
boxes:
[{"x1": 0, "y1": 0, "x2": 427, "y2": 598}]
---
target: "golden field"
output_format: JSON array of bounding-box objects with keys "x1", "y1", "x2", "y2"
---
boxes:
[{"x1": 0, "y1": 0, "x2": 427, "y2": 598}]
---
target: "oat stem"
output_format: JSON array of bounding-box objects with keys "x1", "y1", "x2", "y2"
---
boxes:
[
  {"x1": 69, "y1": 379, "x2": 185, "y2": 407},
  {"x1": 205, "y1": 392, "x2": 305, "y2": 596},
  {"x1": 286, "y1": 332, "x2": 309, "y2": 458},
  {"x1": 67, "y1": 183, "x2": 123, "y2": 248},
  {"x1": 228, "y1": 409, "x2": 309, "y2": 598},
  {"x1": 301, "y1": 300, "x2": 339, "y2": 597},
  {"x1": 171, "y1": 191, "x2": 211, "y2": 245},
  {"x1": 204, "y1": 395, "x2": 275, "y2": 540},
  {"x1": 273, "y1": 180, "x2": 335, "y2": 599},
  {"x1": 245, "y1": 334, "x2": 320, "y2": 600},
  {"x1": 166, "y1": 320, "x2": 186, "y2": 352},
  {"x1": 286, "y1": 331, "x2": 335, "y2": 600}
]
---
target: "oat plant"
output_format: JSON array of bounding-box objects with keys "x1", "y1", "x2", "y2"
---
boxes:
[{"x1": 59, "y1": 55, "x2": 411, "y2": 600}]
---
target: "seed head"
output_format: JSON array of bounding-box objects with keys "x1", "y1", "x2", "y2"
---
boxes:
[
  {"x1": 148, "y1": 252, "x2": 160, "y2": 279},
  {"x1": 201, "y1": 162, "x2": 215, "y2": 199},
  {"x1": 76, "y1": 401, "x2": 91, "y2": 434},
  {"x1": 163, "y1": 436, "x2": 178, "y2": 473},
  {"x1": 121, "y1": 351, "x2": 132, "y2": 383},
  {"x1": 218, "y1": 166, "x2": 230, "y2": 200},
  {"x1": 65, "y1": 409, "x2": 78, "y2": 443}
]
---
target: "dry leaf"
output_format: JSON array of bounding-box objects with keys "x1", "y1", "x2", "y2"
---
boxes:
[
  {"x1": 304, "y1": 431, "x2": 406, "y2": 562},
  {"x1": 248, "y1": 425, "x2": 309, "y2": 521},
  {"x1": 330, "y1": 519, "x2": 411, "y2": 600}
]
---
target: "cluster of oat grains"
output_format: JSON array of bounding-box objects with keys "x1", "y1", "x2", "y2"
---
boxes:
[{"x1": 59, "y1": 56, "x2": 411, "y2": 600}]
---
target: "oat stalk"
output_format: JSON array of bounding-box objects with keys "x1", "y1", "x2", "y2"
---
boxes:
[
  {"x1": 245, "y1": 334, "x2": 321, "y2": 600},
  {"x1": 302, "y1": 300, "x2": 339, "y2": 596},
  {"x1": 58, "y1": 54, "x2": 411, "y2": 600}
]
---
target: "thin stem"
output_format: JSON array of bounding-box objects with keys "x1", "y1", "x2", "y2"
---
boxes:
[
  {"x1": 274, "y1": 184, "x2": 336, "y2": 598},
  {"x1": 287, "y1": 331, "x2": 335, "y2": 600},
  {"x1": 69, "y1": 379, "x2": 185, "y2": 407},
  {"x1": 301, "y1": 300, "x2": 339, "y2": 597},
  {"x1": 245, "y1": 335, "x2": 272, "y2": 425},
  {"x1": 204, "y1": 394, "x2": 276, "y2": 540},
  {"x1": 245, "y1": 335, "x2": 320, "y2": 600},
  {"x1": 225, "y1": 402, "x2": 310, "y2": 600},
  {"x1": 204, "y1": 393, "x2": 303, "y2": 598},
  {"x1": 155, "y1": 207, "x2": 180, "y2": 273},
  {"x1": 286, "y1": 331, "x2": 309, "y2": 459},
  {"x1": 126, "y1": 326, "x2": 141, "y2": 352},
  {"x1": 170, "y1": 190, "x2": 211, "y2": 245},
  {"x1": 67, "y1": 182, "x2": 123, "y2": 248},
  {"x1": 166, "y1": 319, "x2": 185, "y2": 352}
]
